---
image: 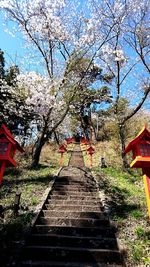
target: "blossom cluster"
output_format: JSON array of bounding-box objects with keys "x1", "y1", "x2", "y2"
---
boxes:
[{"x1": 16, "y1": 72, "x2": 60, "y2": 117}]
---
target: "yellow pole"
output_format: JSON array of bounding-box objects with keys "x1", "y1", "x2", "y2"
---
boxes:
[{"x1": 143, "y1": 174, "x2": 150, "y2": 219}]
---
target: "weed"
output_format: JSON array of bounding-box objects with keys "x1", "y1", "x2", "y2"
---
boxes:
[
  {"x1": 131, "y1": 210, "x2": 143, "y2": 219},
  {"x1": 112, "y1": 215, "x2": 124, "y2": 224},
  {"x1": 135, "y1": 226, "x2": 145, "y2": 238},
  {"x1": 132, "y1": 243, "x2": 144, "y2": 263},
  {"x1": 31, "y1": 196, "x2": 38, "y2": 205}
]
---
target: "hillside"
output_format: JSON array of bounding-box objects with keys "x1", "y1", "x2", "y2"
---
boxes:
[{"x1": 0, "y1": 141, "x2": 150, "y2": 266}]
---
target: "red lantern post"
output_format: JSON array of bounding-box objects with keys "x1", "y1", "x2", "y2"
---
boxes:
[
  {"x1": 58, "y1": 144, "x2": 67, "y2": 167},
  {"x1": 0, "y1": 124, "x2": 24, "y2": 186},
  {"x1": 65, "y1": 137, "x2": 75, "y2": 145},
  {"x1": 87, "y1": 146, "x2": 95, "y2": 168},
  {"x1": 80, "y1": 137, "x2": 89, "y2": 146},
  {"x1": 125, "y1": 125, "x2": 150, "y2": 219}
]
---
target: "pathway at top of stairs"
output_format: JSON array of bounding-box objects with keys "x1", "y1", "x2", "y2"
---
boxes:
[
  {"x1": 68, "y1": 143, "x2": 85, "y2": 167},
  {"x1": 14, "y1": 144, "x2": 125, "y2": 267}
]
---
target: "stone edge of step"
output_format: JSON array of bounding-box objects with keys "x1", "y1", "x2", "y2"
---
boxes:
[
  {"x1": 8, "y1": 167, "x2": 63, "y2": 267},
  {"x1": 91, "y1": 171, "x2": 127, "y2": 261},
  {"x1": 20, "y1": 260, "x2": 124, "y2": 267},
  {"x1": 31, "y1": 167, "x2": 63, "y2": 227}
]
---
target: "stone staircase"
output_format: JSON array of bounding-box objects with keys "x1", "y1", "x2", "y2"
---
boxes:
[{"x1": 14, "y1": 145, "x2": 124, "y2": 267}]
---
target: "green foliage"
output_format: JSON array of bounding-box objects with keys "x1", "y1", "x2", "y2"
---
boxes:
[
  {"x1": 135, "y1": 226, "x2": 145, "y2": 238},
  {"x1": 0, "y1": 49, "x2": 34, "y2": 134},
  {"x1": 131, "y1": 210, "x2": 143, "y2": 219},
  {"x1": 62, "y1": 52, "x2": 113, "y2": 136},
  {"x1": 131, "y1": 242, "x2": 145, "y2": 263},
  {"x1": 5, "y1": 65, "x2": 19, "y2": 86},
  {"x1": 93, "y1": 166, "x2": 149, "y2": 265}
]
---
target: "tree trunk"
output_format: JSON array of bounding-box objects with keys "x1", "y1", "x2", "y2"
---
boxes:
[
  {"x1": 118, "y1": 122, "x2": 129, "y2": 169},
  {"x1": 54, "y1": 131, "x2": 60, "y2": 145},
  {"x1": 91, "y1": 125, "x2": 97, "y2": 142},
  {"x1": 31, "y1": 131, "x2": 46, "y2": 169}
]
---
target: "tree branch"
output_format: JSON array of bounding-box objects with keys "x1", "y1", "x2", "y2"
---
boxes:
[{"x1": 123, "y1": 85, "x2": 150, "y2": 123}]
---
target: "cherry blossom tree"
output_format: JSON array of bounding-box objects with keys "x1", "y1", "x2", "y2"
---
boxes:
[
  {"x1": 1, "y1": 0, "x2": 149, "y2": 168},
  {"x1": 0, "y1": 0, "x2": 117, "y2": 167},
  {"x1": 0, "y1": 49, "x2": 33, "y2": 137}
]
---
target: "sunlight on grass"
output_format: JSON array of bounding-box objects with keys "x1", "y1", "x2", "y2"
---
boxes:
[{"x1": 93, "y1": 166, "x2": 150, "y2": 265}]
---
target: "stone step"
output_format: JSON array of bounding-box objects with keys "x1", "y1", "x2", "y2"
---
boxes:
[
  {"x1": 52, "y1": 188, "x2": 98, "y2": 193},
  {"x1": 58, "y1": 180, "x2": 95, "y2": 184},
  {"x1": 55, "y1": 178, "x2": 95, "y2": 183},
  {"x1": 41, "y1": 210, "x2": 106, "y2": 219},
  {"x1": 49, "y1": 195, "x2": 101, "y2": 201},
  {"x1": 27, "y1": 234, "x2": 118, "y2": 249},
  {"x1": 27, "y1": 234, "x2": 119, "y2": 250},
  {"x1": 54, "y1": 180, "x2": 96, "y2": 186},
  {"x1": 46, "y1": 199, "x2": 103, "y2": 206},
  {"x1": 53, "y1": 186, "x2": 97, "y2": 191},
  {"x1": 37, "y1": 217, "x2": 110, "y2": 227},
  {"x1": 50, "y1": 191, "x2": 98, "y2": 196},
  {"x1": 34, "y1": 225, "x2": 116, "y2": 238},
  {"x1": 20, "y1": 261, "x2": 123, "y2": 267},
  {"x1": 20, "y1": 246, "x2": 123, "y2": 264},
  {"x1": 44, "y1": 204, "x2": 102, "y2": 212}
]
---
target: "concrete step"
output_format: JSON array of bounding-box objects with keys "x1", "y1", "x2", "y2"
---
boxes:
[
  {"x1": 20, "y1": 246, "x2": 123, "y2": 264},
  {"x1": 54, "y1": 180, "x2": 96, "y2": 187},
  {"x1": 37, "y1": 217, "x2": 110, "y2": 227},
  {"x1": 27, "y1": 234, "x2": 119, "y2": 249},
  {"x1": 55, "y1": 181, "x2": 96, "y2": 186},
  {"x1": 13, "y1": 153, "x2": 125, "y2": 267},
  {"x1": 50, "y1": 191, "x2": 99, "y2": 196},
  {"x1": 41, "y1": 210, "x2": 106, "y2": 219},
  {"x1": 56, "y1": 177, "x2": 95, "y2": 182},
  {"x1": 49, "y1": 195, "x2": 101, "y2": 201},
  {"x1": 34, "y1": 225, "x2": 116, "y2": 238},
  {"x1": 19, "y1": 261, "x2": 123, "y2": 267},
  {"x1": 44, "y1": 204, "x2": 102, "y2": 212},
  {"x1": 46, "y1": 199, "x2": 103, "y2": 206},
  {"x1": 53, "y1": 186, "x2": 98, "y2": 194},
  {"x1": 53, "y1": 185, "x2": 97, "y2": 191}
]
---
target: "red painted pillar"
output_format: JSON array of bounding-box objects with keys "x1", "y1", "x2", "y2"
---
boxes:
[
  {"x1": 90, "y1": 154, "x2": 92, "y2": 168},
  {"x1": 0, "y1": 162, "x2": 6, "y2": 186},
  {"x1": 60, "y1": 153, "x2": 63, "y2": 167}
]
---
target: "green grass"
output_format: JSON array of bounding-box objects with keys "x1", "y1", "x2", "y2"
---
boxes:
[
  {"x1": 93, "y1": 166, "x2": 150, "y2": 266},
  {"x1": 0, "y1": 163, "x2": 60, "y2": 267},
  {"x1": 0, "y1": 142, "x2": 73, "y2": 267},
  {"x1": 0, "y1": 165, "x2": 57, "y2": 207},
  {"x1": 135, "y1": 226, "x2": 146, "y2": 238}
]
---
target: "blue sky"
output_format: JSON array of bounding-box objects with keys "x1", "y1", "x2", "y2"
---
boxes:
[
  {"x1": 0, "y1": 13, "x2": 25, "y2": 67},
  {"x1": 0, "y1": 12, "x2": 43, "y2": 73},
  {"x1": 0, "y1": 9, "x2": 149, "y2": 112}
]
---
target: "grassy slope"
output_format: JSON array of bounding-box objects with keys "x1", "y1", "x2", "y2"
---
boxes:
[
  {"x1": 81, "y1": 141, "x2": 150, "y2": 266},
  {"x1": 0, "y1": 142, "x2": 71, "y2": 266},
  {"x1": 93, "y1": 167, "x2": 150, "y2": 266},
  {"x1": 0, "y1": 141, "x2": 150, "y2": 266}
]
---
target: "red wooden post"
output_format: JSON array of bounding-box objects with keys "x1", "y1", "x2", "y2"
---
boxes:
[
  {"x1": 90, "y1": 154, "x2": 92, "y2": 168},
  {"x1": 125, "y1": 125, "x2": 150, "y2": 219},
  {"x1": 0, "y1": 124, "x2": 24, "y2": 186},
  {"x1": 87, "y1": 146, "x2": 95, "y2": 168},
  {"x1": 65, "y1": 137, "x2": 75, "y2": 144},
  {"x1": 0, "y1": 162, "x2": 6, "y2": 186},
  {"x1": 58, "y1": 144, "x2": 67, "y2": 167},
  {"x1": 60, "y1": 153, "x2": 63, "y2": 167}
]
